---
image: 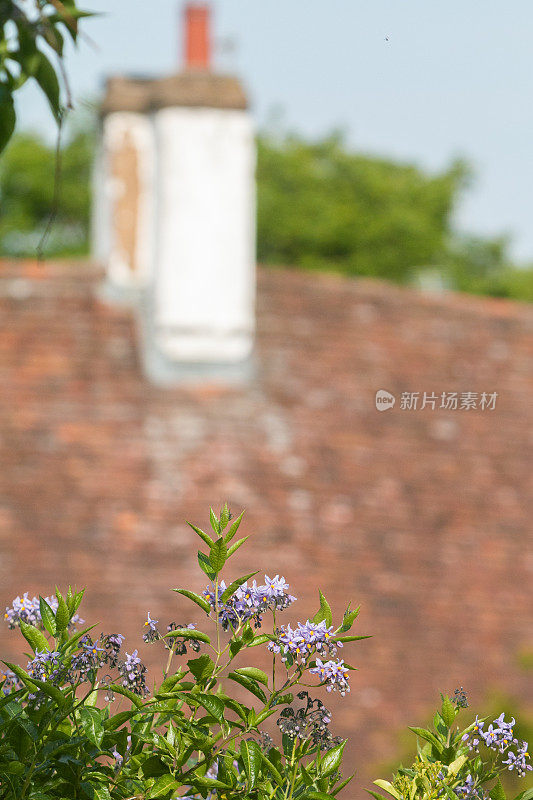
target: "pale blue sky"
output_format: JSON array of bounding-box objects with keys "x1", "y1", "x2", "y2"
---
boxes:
[{"x1": 15, "y1": 1, "x2": 533, "y2": 262}]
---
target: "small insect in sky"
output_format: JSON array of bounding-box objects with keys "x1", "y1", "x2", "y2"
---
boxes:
[{"x1": 385, "y1": 35, "x2": 390, "y2": 42}]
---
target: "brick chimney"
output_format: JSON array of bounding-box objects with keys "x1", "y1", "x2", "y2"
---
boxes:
[
  {"x1": 184, "y1": 3, "x2": 211, "y2": 70},
  {"x1": 93, "y1": 2, "x2": 256, "y2": 385}
]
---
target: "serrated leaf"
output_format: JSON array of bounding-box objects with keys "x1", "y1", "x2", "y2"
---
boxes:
[
  {"x1": 320, "y1": 740, "x2": 345, "y2": 777},
  {"x1": 224, "y1": 509, "x2": 245, "y2": 543},
  {"x1": 187, "y1": 521, "x2": 214, "y2": 549},
  {"x1": 221, "y1": 571, "x2": 259, "y2": 603},
  {"x1": 164, "y1": 628, "x2": 210, "y2": 644},
  {"x1": 227, "y1": 536, "x2": 248, "y2": 558},
  {"x1": 241, "y1": 739, "x2": 262, "y2": 790},
  {"x1": 233, "y1": 667, "x2": 269, "y2": 686},
  {"x1": 173, "y1": 589, "x2": 211, "y2": 614},
  {"x1": 209, "y1": 538, "x2": 228, "y2": 573}
]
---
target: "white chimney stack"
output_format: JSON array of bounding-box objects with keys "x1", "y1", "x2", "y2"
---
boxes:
[{"x1": 93, "y1": 2, "x2": 256, "y2": 384}]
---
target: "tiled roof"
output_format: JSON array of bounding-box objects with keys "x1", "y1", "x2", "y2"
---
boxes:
[{"x1": 0, "y1": 261, "x2": 531, "y2": 793}]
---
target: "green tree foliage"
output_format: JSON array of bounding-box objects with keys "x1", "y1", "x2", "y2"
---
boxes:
[
  {"x1": 0, "y1": 128, "x2": 92, "y2": 256},
  {"x1": 257, "y1": 132, "x2": 469, "y2": 283},
  {"x1": 1, "y1": 125, "x2": 532, "y2": 301}
]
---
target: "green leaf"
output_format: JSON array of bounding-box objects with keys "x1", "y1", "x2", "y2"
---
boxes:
[
  {"x1": 304, "y1": 793, "x2": 335, "y2": 800},
  {"x1": 441, "y1": 696, "x2": 456, "y2": 727},
  {"x1": 141, "y1": 755, "x2": 169, "y2": 778},
  {"x1": 240, "y1": 739, "x2": 262, "y2": 790},
  {"x1": 373, "y1": 780, "x2": 401, "y2": 800},
  {"x1": 312, "y1": 590, "x2": 333, "y2": 627},
  {"x1": 209, "y1": 538, "x2": 228, "y2": 573},
  {"x1": 39, "y1": 597, "x2": 56, "y2": 636},
  {"x1": 219, "y1": 503, "x2": 230, "y2": 529},
  {"x1": 0, "y1": 93, "x2": 16, "y2": 154},
  {"x1": 164, "y1": 628, "x2": 210, "y2": 644},
  {"x1": 187, "y1": 654, "x2": 215, "y2": 683},
  {"x1": 198, "y1": 551, "x2": 216, "y2": 580},
  {"x1": 221, "y1": 571, "x2": 259, "y2": 603},
  {"x1": 150, "y1": 774, "x2": 180, "y2": 797},
  {"x1": 340, "y1": 605, "x2": 361, "y2": 632},
  {"x1": 490, "y1": 780, "x2": 507, "y2": 800},
  {"x1": 248, "y1": 633, "x2": 275, "y2": 647},
  {"x1": 34, "y1": 51, "x2": 61, "y2": 120},
  {"x1": 513, "y1": 790, "x2": 533, "y2": 800},
  {"x1": 261, "y1": 752, "x2": 284, "y2": 785},
  {"x1": 227, "y1": 536, "x2": 249, "y2": 558},
  {"x1": 54, "y1": 589, "x2": 70, "y2": 632},
  {"x1": 192, "y1": 777, "x2": 230, "y2": 790},
  {"x1": 104, "y1": 710, "x2": 139, "y2": 730},
  {"x1": 19, "y1": 620, "x2": 50, "y2": 654},
  {"x1": 78, "y1": 706, "x2": 104, "y2": 746},
  {"x1": 193, "y1": 693, "x2": 225, "y2": 724},
  {"x1": 331, "y1": 773, "x2": 355, "y2": 795},
  {"x1": 224, "y1": 509, "x2": 245, "y2": 543},
  {"x1": 320, "y1": 740, "x2": 345, "y2": 777},
  {"x1": 333, "y1": 634, "x2": 371, "y2": 643},
  {"x1": 233, "y1": 666, "x2": 269, "y2": 686},
  {"x1": 448, "y1": 754, "x2": 467, "y2": 776},
  {"x1": 408, "y1": 727, "x2": 443, "y2": 752},
  {"x1": 172, "y1": 589, "x2": 211, "y2": 614},
  {"x1": 106, "y1": 683, "x2": 143, "y2": 708},
  {"x1": 210, "y1": 507, "x2": 220, "y2": 534},
  {"x1": 227, "y1": 672, "x2": 267, "y2": 703},
  {"x1": 366, "y1": 791, "x2": 391, "y2": 800},
  {"x1": 187, "y1": 521, "x2": 214, "y2": 549}
]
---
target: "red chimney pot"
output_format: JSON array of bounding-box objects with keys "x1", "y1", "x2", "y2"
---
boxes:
[{"x1": 184, "y1": 2, "x2": 211, "y2": 70}]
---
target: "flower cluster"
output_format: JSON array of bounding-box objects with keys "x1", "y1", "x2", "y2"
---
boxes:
[
  {"x1": 268, "y1": 619, "x2": 339, "y2": 663},
  {"x1": 203, "y1": 574, "x2": 296, "y2": 631},
  {"x1": 309, "y1": 658, "x2": 350, "y2": 696},
  {"x1": 277, "y1": 691, "x2": 342, "y2": 749},
  {"x1": 118, "y1": 649, "x2": 149, "y2": 697},
  {"x1": 165, "y1": 622, "x2": 199, "y2": 654},
  {"x1": 461, "y1": 713, "x2": 532, "y2": 777},
  {"x1": 27, "y1": 650, "x2": 62, "y2": 683},
  {"x1": 4, "y1": 592, "x2": 83, "y2": 629},
  {"x1": 453, "y1": 686, "x2": 469, "y2": 708}
]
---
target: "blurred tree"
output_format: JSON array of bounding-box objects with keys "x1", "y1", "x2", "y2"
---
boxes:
[
  {"x1": 257, "y1": 132, "x2": 470, "y2": 282},
  {"x1": 0, "y1": 127, "x2": 93, "y2": 256}
]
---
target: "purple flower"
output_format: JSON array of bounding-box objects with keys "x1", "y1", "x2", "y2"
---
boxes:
[
  {"x1": 119, "y1": 649, "x2": 148, "y2": 696},
  {"x1": 309, "y1": 658, "x2": 350, "y2": 696}
]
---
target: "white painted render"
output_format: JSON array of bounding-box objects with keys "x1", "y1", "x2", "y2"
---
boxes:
[
  {"x1": 93, "y1": 112, "x2": 155, "y2": 293},
  {"x1": 152, "y1": 106, "x2": 256, "y2": 364}
]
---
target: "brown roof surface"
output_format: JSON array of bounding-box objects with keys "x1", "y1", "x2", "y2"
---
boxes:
[
  {"x1": 0, "y1": 261, "x2": 532, "y2": 794},
  {"x1": 101, "y1": 71, "x2": 248, "y2": 114}
]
